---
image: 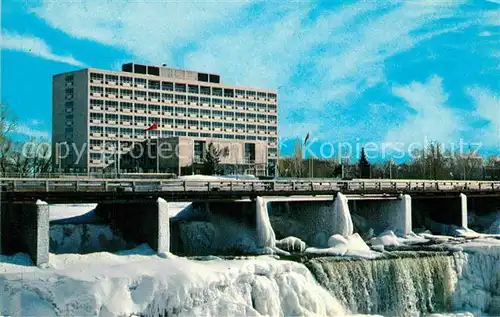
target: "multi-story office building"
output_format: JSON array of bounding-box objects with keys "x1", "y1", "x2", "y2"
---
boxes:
[{"x1": 52, "y1": 63, "x2": 278, "y2": 175}]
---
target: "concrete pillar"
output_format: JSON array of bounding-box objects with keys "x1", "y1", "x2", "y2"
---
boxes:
[
  {"x1": 460, "y1": 193, "x2": 468, "y2": 229},
  {"x1": 0, "y1": 200, "x2": 50, "y2": 266},
  {"x1": 95, "y1": 198, "x2": 169, "y2": 254},
  {"x1": 400, "y1": 194, "x2": 412, "y2": 236}
]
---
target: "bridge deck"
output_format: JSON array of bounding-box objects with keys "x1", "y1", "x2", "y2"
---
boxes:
[{"x1": 0, "y1": 178, "x2": 499, "y2": 203}]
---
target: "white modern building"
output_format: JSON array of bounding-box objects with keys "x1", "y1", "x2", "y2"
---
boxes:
[{"x1": 52, "y1": 63, "x2": 278, "y2": 175}]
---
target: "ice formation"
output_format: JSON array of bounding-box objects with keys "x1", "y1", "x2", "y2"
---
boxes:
[
  {"x1": 50, "y1": 224, "x2": 131, "y2": 254},
  {"x1": 256, "y1": 197, "x2": 276, "y2": 249},
  {"x1": 1, "y1": 246, "x2": 349, "y2": 317},
  {"x1": 332, "y1": 193, "x2": 354, "y2": 237}
]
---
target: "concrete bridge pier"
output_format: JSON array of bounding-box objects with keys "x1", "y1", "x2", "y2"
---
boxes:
[
  {"x1": 412, "y1": 193, "x2": 468, "y2": 235},
  {"x1": 0, "y1": 200, "x2": 50, "y2": 266},
  {"x1": 94, "y1": 198, "x2": 170, "y2": 254},
  {"x1": 349, "y1": 194, "x2": 412, "y2": 238}
]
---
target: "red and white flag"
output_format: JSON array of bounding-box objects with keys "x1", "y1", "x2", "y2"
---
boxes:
[{"x1": 144, "y1": 122, "x2": 158, "y2": 131}]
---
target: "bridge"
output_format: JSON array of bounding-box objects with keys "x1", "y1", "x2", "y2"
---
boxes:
[
  {"x1": 1, "y1": 178, "x2": 499, "y2": 266},
  {"x1": 1, "y1": 178, "x2": 499, "y2": 202}
]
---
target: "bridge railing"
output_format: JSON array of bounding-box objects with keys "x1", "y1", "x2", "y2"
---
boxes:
[{"x1": 0, "y1": 178, "x2": 499, "y2": 194}]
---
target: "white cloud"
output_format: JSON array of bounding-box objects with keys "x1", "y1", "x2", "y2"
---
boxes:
[
  {"x1": 30, "y1": 0, "x2": 485, "y2": 146},
  {"x1": 466, "y1": 87, "x2": 500, "y2": 147},
  {"x1": 32, "y1": 1, "x2": 250, "y2": 64},
  {"x1": 384, "y1": 75, "x2": 465, "y2": 146},
  {"x1": 16, "y1": 124, "x2": 50, "y2": 139},
  {"x1": 1, "y1": 31, "x2": 85, "y2": 67}
]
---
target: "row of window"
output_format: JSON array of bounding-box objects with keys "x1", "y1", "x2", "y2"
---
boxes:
[
  {"x1": 88, "y1": 127, "x2": 278, "y2": 141},
  {"x1": 89, "y1": 73, "x2": 277, "y2": 100},
  {"x1": 89, "y1": 124, "x2": 277, "y2": 137},
  {"x1": 88, "y1": 99, "x2": 277, "y2": 114},
  {"x1": 89, "y1": 88, "x2": 277, "y2": 106},
  {"x1": 88, "y1": 112, "x2": 277, "y2": 123}
]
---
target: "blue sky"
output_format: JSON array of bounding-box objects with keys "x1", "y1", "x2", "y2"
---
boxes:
[{"x1": 1, "y1": 0, "x2": 499, "y2": 161}]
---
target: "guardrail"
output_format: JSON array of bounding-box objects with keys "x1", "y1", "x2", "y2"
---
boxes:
[{"x1": 1, "y1": 178, "x2": 499, "y2": 194}]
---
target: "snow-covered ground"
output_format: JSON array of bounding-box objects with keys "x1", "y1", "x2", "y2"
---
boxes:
[{"x1": 1, "y1": 246, "x2": 351, "y2": 317}]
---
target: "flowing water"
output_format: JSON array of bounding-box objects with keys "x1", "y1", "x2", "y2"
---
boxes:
[{"x1": 306, "y1": 254, "x2": 457, "y2": 316}]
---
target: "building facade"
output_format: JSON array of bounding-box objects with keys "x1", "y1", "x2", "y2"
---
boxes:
[{"x1": 52, "y1": 63, "x2": 278, "y2": 175}]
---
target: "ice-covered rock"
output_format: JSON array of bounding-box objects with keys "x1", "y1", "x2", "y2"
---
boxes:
[
  {"x1": 275, "y1": 236, "x2": 307, "y2": 253},
  {"x1": 368, "y1": 230, "x2": 401, "y2": 247}
]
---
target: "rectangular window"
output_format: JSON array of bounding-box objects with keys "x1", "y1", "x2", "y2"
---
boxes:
[
  {"x1": 175, "y1": 94, "x2": 186, "y2": 102},
  {"x1": 175, "y1": 83, "x2": 186, "y2": 92},
  {"x1": 149, "y1": 80, "x2": 161, "y2": 90},
  {"x1": 135, "y1": 103, "x2": 147, "y2": 111},
  {"x1": 188, "y1": 85, "x2": 199, "y2": 94},
  {"x1": 162, "y1": 118, "x2": 174, "y2": 125},
  {"x1": 149, "y1": 92, "x2": 161, "y2": 100},
  {"x1": 135, "y1": 78, "x2": 147, "y2": 87},
  {"x1": 90, "y1": 86, "x2": 102, "y2": 94},
  {"x1": 163, "y1": 105, "x2": 174, "y2": 114},
  {"x1": 200, "y1": 86, "x2": 210, "y2": 95},
  {"x1": 90, "y1": 73, "x2": 103, "y2": 81},
  {"x1": 106, "y1": 74, "x2": 119, "y2": 83},
  {"x1": 212, "y1": 88, "x2": 223, "y2": 96},
  {"x1": 162, "y1": 82, "x2": 174, "y2": 91},
  {"x1": 162, "y1": 93, "x2": 174, "y2": 101},
  {"x1": 120, "y1": 76, "x2": 133, "y2": 85}
]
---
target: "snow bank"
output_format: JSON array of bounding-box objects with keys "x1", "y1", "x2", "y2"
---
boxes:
[
  {"x1": 49, "y1": 204, "x2": 97, "y2": 222},
  {"x1": 1, "y1": 246, "x2": 349, "y2": 317},
  {"x1": 178, "y1": 174, "x2": 257, "y2": 181}
]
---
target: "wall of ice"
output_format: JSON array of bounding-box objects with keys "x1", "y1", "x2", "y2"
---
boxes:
[
  {"x1": 452, "y1": 243, "x2": 500, "y2": 315},
  {"x1": 268, "y1": 194, "x2": 352, "y2": 248},
  {"x1": 349, "y1": 196, "x2": 411, "y2": 238},
  {"x1": 170, "y1": 201, "x2": 263, "y2": 255},
  {"x1": 50, "y1": 224, "x2": 132, "y2": 254}
]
